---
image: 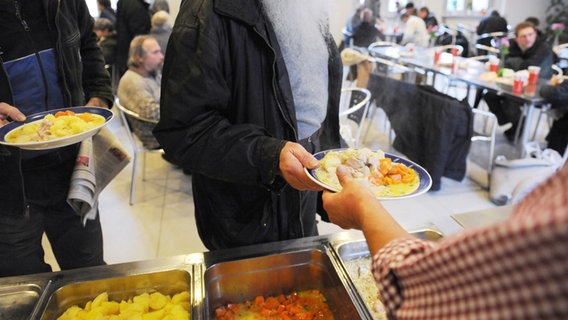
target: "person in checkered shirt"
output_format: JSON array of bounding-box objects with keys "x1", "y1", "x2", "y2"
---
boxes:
[{"x1": 322, "y1": 163, "x2": 568, "y2": 319}]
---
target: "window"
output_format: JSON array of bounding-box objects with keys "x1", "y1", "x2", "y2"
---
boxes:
[
  {"x1": 447, "y1": 0, "x2": 489, "y2": 14},
  {"x1": 386, "y1": 0, "x2": 409, "y2": 13}
]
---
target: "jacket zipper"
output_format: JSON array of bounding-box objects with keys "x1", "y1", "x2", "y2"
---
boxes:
[
  {"x1": 252, "y1": 26, "x2": 298, "y2": 141},
  {"x1": 252, "y1": 25, "x2": 304, "y2": 237},
  {"x1": 52, "y1": 0, "x2": 72, "y2": 106},
  {"x1": 14, "y1": 0, "x2": 50, "y2": 111},
  {"x1": 12, "y1": 1, "x2": 33, "y2": 218}
]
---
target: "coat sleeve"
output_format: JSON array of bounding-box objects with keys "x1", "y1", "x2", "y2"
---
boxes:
[{"x1": 153, "y1": 14, "x2": 285, "y2": 188}]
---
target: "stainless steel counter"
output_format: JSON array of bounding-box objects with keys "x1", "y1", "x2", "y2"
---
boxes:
[
  {"x1": 451, "y1": 205, "x2": 513, "y2": 229},
  {"x1": 0, "y1": 229, "x2": 443, "y2": 320}
]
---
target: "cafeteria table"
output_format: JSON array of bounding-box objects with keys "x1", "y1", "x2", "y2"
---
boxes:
[{"x1": 368, "y1": 45, "x2": 548, "y2": 158}]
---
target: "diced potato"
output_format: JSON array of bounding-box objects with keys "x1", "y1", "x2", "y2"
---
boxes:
[{"x1": 57, "y1": 290, "x2": 191, "y2": 320}]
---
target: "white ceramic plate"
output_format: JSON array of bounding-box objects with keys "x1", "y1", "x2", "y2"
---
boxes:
[
  {"x1": 0, "y1": 107, "x2": 113, "y2": 150},
  {"x1": 305, "y1": 148, "x2": 432, "y2": 200}
]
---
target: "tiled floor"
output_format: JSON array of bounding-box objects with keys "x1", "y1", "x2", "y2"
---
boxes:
[{"x1": 43, "y1": 80, "x2": 551, "y2": 271}]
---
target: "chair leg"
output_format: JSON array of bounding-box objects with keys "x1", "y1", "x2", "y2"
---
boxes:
[
  {"x1": 142, "y1": 152, "x2": 148, "y2": 181},
  {"x1": 130, "y1": 152, "x2": 139, "y2": 205}
]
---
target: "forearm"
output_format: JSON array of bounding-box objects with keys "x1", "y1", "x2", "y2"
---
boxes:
[{"x1": 357, "y1": 200, "x2": 411, "y2": 255}]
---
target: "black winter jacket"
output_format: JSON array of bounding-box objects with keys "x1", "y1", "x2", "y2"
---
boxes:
[
  {"x1": 154, "y1": 0, "x2": 342, "y2": 249},
  {"x1": 0, "y1": 0, "x2": 113, "y2": 215},
  {"x1": 115, "y1": 0, "x2": 151, "y2": 73},
  {"x1": 506, "y1": 38, "x2": 555, "y2": 79}
]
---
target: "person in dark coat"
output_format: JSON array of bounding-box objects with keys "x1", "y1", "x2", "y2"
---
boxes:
[
  {"x1": 483, "y1": 22, "x2": 555, "y2": 142},
  {"x1": 418, "y1": 6, "x2": 438, "y2": 29},
  {"x1": 0, "y1": 0, "x2": 112, "y2": 277},
  {"x1": 97, "y1": 0, "x2": 116, "y2": 25},
  {"x1": 476, "y1": 10, "x2": 508, "y2": 54},
  {"x1": 115, "y1": 0, "x2": 151, "y2": 75},
  {"x1": 94, "y1": 18, "x2": 117, "y2": 65},
  {"x1": 352, "y1": 8, "x2": 385, "y2": 48},
  {"x1": 153, "y1": 0, "x2": 342, "y2": 250},
  {"x1": 540, "y1": 80, "x2": 568, "y2": 154}
]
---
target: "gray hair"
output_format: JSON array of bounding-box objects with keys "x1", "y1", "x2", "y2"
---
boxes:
[{"x1": 128, "y1": 35, "x2": 156, "y2": 69}]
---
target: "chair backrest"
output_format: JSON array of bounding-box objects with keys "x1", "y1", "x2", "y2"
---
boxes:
[
  {"x1": 368, "y1": 41, "x2": 399, "y2": 52},
  {"x1": 339, "y1": 87, "x2": 371, "y2": 148},
  {"x1": 474, "y1": 43, "x2": 500, "y2": 55},
  {"x1": 114, "y1": 98, "x2": 158, "y2": 124},
  {"x1": 114, "y1": 98, "x2": 159, "y2": 151},
  {"x1": 434, "y1": 44, "x2": 464, "y2": 56}
]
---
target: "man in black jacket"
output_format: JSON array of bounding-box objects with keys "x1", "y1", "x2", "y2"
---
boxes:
[
  {"x1": 154, "y1": 0, "x2": 342, "y2": 250},
  {"x1": 115, "y1": 0, "x2": 151, "y2": 75},
  {"x1": 540, "y1": 80, "x2": 568, "y2": 154},
  {"x1": 0, "y1": 0, "x2": 113, "y2": 276},
  {"x1": 483, "y1": 21, "x2": 555, "y2": 142},
  {"x1": 476, "y1": 10, "x2": 508, "y2": 55}
]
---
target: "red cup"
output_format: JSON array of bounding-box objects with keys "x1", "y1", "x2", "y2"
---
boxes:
[
  {"x1": 451, "y1": 47, "x2": 459, "y2": 56},
  {"x1": 513, "y1": 79, "x2": 524, "y2": 93},
  {"x1": 434, "y1": 50, "x2": 441, "y2": 64},
  {"x1": 528, "y1": 66, "x2": 540, "y2": 85},
  {"x1": 525, "y1": 83, "x2": 537, "y2": 97},
  {"x1": 489, "y1": 61, "x2": 499, "y2": 72}
]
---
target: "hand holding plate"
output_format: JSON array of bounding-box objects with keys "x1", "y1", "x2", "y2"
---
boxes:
[
  {"x1": 0, "y1": 102, "x2": 26, "y2": 126},
  {"x1": 322, "y1": 165, "x2": 379, "y2": 230},
  {"x1": 279, "y1": 141, "x2": 323, "y2": 191}
]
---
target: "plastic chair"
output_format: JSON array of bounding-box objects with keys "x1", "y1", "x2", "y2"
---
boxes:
[
  {"x1": 470, "y1": 108, "x2": 498, "y2": 180},
  {"x1": 368, "y1": 41, "x2": 399, "y2": 52},
  {"x1": 433, "y1": 44, "x2": 464, "y2": 56},
  {"x1": 114, "y1": 98, "x2": 163, "y2": 205},
  {"x1": 474, "y1": 44, "x2": 500, "y2": 55},
  {"x1": 339, "y1": 87, "x2": 371, "y2": 148}
]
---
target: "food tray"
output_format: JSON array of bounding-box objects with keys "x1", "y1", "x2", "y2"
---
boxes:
[
  {"x1": 331, "y1": 229, "x2": 444, "y2": 319},
  {"x1": 204, "y1": 249, "x2": 360, "y2": 319},
  {"x1": 39, "y1": 269, "x2": 192, "y2": 320},
  {"x1": 0, "y1": 283, "x2": 43, "y2": 320}
]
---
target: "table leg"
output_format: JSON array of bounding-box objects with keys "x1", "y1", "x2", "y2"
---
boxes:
[{"x1": 517, "y1": 102, "x2": 536, "y2": 157}]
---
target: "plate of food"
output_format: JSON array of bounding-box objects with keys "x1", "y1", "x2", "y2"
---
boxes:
[
  {"x1": 305, "y1": 148, "x2": 432, "y2": 200},
  {"x1": 0, "y1": 107, "x2": 113, "y2": 150}
]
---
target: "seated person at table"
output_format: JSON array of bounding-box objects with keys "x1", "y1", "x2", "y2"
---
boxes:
[
  {"x1": 476, "y1": 10, "x2": 508, "y2": 55},
  {"x1": 352, "y1": 8, "x2": 385, "y2": 48},
  {"x1": 117, "y1": 35, "x2": 164, "y2": 149},
  {"x1": 483, "y1": 21, "x2": 555, "y2": 142},
  {"x1": 418, "y1": 6, "x2": 438, "y2": 29},
  {"x1": 322, "y1": 163, "x2": 568, "y2": 319},
  {"x1": 94, "y1": 18, "x2": 117, "y2": 65},
  {"x1": 399, "y1": 9, "x2": 429, "y2": 47},
  {"x1": 540, "y1": 79, "x2": 568, "y2": 154}
]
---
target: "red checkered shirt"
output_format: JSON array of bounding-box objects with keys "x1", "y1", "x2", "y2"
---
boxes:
[{"x1": 372, "y1": 164, "x2": 568, "y2": 319}]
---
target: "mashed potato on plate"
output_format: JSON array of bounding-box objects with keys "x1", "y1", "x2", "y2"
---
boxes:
[{"x1": 6, "y1": 110, "x2": 105, "y2": 143}]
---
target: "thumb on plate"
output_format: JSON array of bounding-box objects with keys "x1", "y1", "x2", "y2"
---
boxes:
[{"x1": 336, "y1": 165, "x2": 353, "y2": 186}]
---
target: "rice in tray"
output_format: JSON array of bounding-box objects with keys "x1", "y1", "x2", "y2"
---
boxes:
[{"x1": 343, "y1": 256, "x2": 387, "y2": 320}]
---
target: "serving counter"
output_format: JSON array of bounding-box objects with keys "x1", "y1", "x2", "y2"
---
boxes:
[{"x1": 0, "y1": 229, "x2": 444, "y2": 320}]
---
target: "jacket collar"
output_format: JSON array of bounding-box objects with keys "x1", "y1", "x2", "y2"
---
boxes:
[{"x1": 214, "y1": 0, "x2": 261, "y2": 26}]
